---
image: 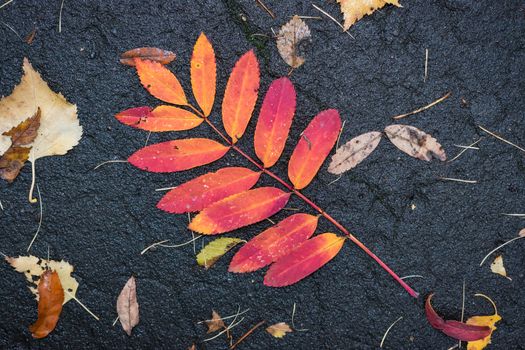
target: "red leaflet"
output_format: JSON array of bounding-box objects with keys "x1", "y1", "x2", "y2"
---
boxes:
[
  {"x1": 264, "y1": 233, "x2": 345, "y2": 287},
  {"x1": 229, "y1": 213, "x2": 318, "y2": 273},
  {"x1": 188, "y1": 187, "x2": 290, "y2": 235},
  {"x1": 128, "y1": 138, "x2": 229, "y2": 173},
  {"x1": 135, "y1": 58, "x2": 188, "y2": 106},
  {"x1": 191, "y1": 33, "x2": 216, "y2": 117},
  {"x1": 116, "y1": 106, "x2": 202, "y2": 132},
  {"x1": 254, "y1": 77, "x2": 296, "y2": 168},
  {"x1": 425, "y1": 294, "x2": 491, "y2": 341},
  {"x1": 157, "y1": 167, "x2": 261, "y2": 213},
  {"x1": 29, "y1": 270, "x2": 64, "y2": 339},
  {"x1": 120, "y1": 47, "x2": 176, "y2": 66},
  {"x1": 222, "y1": 50, "x2": 260, "y2": 143},
  {"x1": 288, "y1": 109, "x2": 342, "y2": 189}
]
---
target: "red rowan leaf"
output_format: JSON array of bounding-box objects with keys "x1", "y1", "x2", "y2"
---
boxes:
[
  {"x1": 157, "y1": 167, "x2": 261, "y2": 214},
  {"x1": 128, "y1": 138, "x2": 229, "y2": 173},
  {"x1": 134, "y1": 58, "x2": 187, "y2": 106},
  {"x1": 288, "y1": 109, "x2": 342, "y2": 189},
  {"x1": 222, "y1": 50, "x2": 260, "y2": 143},
  {"x1": 29, "y1": 270, "x2": 64, "y2": 339},
  {"x1": 188, "y1": 187, "x2": 290, "y2": 235},
  {"x1": 264, "y1": 233, "x2": 345, "y2": 287},
  {"x1": 191, "y1": 33, "x2": 216, "y2": 117},
  {"x1": 254, "y1": 77, "x2": 296, "y2": 168},
  {"x1": 120, "y1": 47, "x2": 176, "y2": 66},
  {"x1": 116, "y1": 105, "x2": 202, "y2": 132},
  {"x1": 229, "y1": 213, "x2": 318, "y2": 273}
]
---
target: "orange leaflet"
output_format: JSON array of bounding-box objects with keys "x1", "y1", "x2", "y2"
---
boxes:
[
  {"x1": 254, "y1": 77, "x2": 296, "y2": 168},
  {"x1": 29, "y1": 270, "x2": 64, "y2": 339},
  {"x1": 115, "y1": 106, "x2": 202, "y2": 132},
  {"x1": 229, "y1": 213, "x2": 318, "y2": 273},
  {"x1": 191, "y1": 33, "x2": 216, "y2": 117},
  {"x1": 188, "y1": 187, "x2": 290, "y2": 235},
  {"x1": 221, "y1": 50, "x2": 260, "y2": 143},
  {"x1": 128, "y1": 138, "x2": 229, "y2": 173},
  {"x1": 134, "y1": 58, "x2": 188, "y2": 106},
  {"x1": 120, "y1": 47, "x2": 176, "y2": 66},
  {"x1": 264, "y1": 233, "x2": 345, "y2": 287},
  {"x1": 288, "y1": 109, "x2": 342, "y2": 189},
  {"x1": 157, "y1": 167, "x2": 261, "y2": 213}
]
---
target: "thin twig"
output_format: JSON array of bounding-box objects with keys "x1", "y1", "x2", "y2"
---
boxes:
[
  {"x1": 188, "y1": 213, "x2": 196, "y2": 255},
  {"x1": 65, "y1": 290, "x2": 100, "y2": 320},
  {"x1": 479, "y1": 235, "x2": 525, "y2": 266},
  {"x1": 93, "y1": 159, "x2": 127, "y2": 170},
  {"x1": 454, "y1": 144, "x2": 480, "y2": 150},
  {"x1": 198, "y1": 308, "x2": 250, "y2": 324},
  {"x1": 0, "y1": 0, "x2": 13, "y2": 10},
  {"x1": 155, "y1": 186, "x2": 177, "y2": 191},
  {"x1": 380, "y1": 316, "x2": 403, "y2": 348},
  {"x1": 230, "y1": 320, "x2": 266, "y2": 349},
  {"x1": 294, "y1": 15, "x2": 322, "y2": 20},
  {"x1": 58, "y1": 0, "x2": 65, "y2": 33},
  {"x1": 392, "y1": 92, "x2": 451, "y2": 120},
  {"x1": 459, "y1": 279, "x2": 466, "y2": 349},
  {"x1": 439, "y1": 177, "x2": 477, "y2": 184},
  {"x1": 501, "y1": 213, "x2": 525, "y2": 217},
  {"x1": 255, "y1": 0, "x2": 275, "y2": 18},
  {"x1": 424, "y1": 49, "x2": 429, "y2": 82},
  {"x1": 204, "y1": 317, "x2": 245, "y2": 342},
  {"x1": 1, "y1": 22, "x2": 23, "y2": 41},
  {"x1": 0, "y1": 199, "x2": 4, "y2": 211},
  {"x1": 112, "y1": 316, "x2": 119, "y2": 326},
  {"x1": 266, "y1": 218, "x2": 275, "y2": 225},
  {"x1": 140, "y1": 240, "x2": 169, "y2": 255},
  {"x1": 312, "y1": 4, "x2": 354, "y2": 38},
  {"x1": 291, "y1": 303, "x2": 308, "y2": 331},
  {"x1": 448, "y1": 138, "x2": 483, "y2": 163},
  {"x1": 327, "y1": 175, "x2": 343, "y2": 186},
  {"x1": 400, "y1": 275, "x2": 424, "y2": 280},
  {"x1": 140, "y1": 236, "x2": 202, "y2": 255},
  {"x1": 144, "y1": 131, "x2": 152, "y2": 147},
  {"x1": 336, "y1": 120, "x2": 346, "y2": 150},
  {"x1": 474, "y1": 293, "x2": 498, "y2": 315},
  {"x1": 27, "y1": 185, "x2": 43, "y2": 252},
  {"x1": 478, "y1": 125, "x2": 525, "y2": 153},
  {"x1": 28, "y1": 155, "x2": 37, "y2": 203}
]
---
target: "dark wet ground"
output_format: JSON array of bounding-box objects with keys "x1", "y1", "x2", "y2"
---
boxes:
[{"x1": 1, "y1": 1, "x2": 524, "y2": 349}]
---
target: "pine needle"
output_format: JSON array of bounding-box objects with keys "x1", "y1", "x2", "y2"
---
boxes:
[
  {"x1": 448, "y1": 138, "x2": 483, "y2": 163},
  {"x1": 400, "y1": 275, "x2": 424, "y2": 280},
  {"x1": 255, "y1": 0, "x2": 275, "y2": 18},
  {"x1": 424, "y1": 49, "x2": 429, "y2": 82},
  {"x1": 392, "y1": 92, "x2": 451, "y2": 120},
  {"x1": 58, "y1": 0, "x2": 65, "y2": 33},
  {"x1": 0, "y1": 199, "x2": 4, "y2": 211},
  {"x1": 478, "y1": 125, "x2": 525, "y2": 153},
  {"x1": 312, "y1": 4, "x2": 354, "y2": 38},
  {"x1": 0, "y1": 0, "x2": 13, "y2": 10},
  {"x1": 439, "y1": 177, "x2": 477, "y2": 184},
  {"x1": 380, "y1": 316, "x2": 403, "y2": 348},
  {"x1": 93, "y1": 159, "x2": 127, "y2": 170},
  {"x1": 27, "y1": 185, "x2": 43, "y2": 252},
  {"x1": 479, "y1": 235, "x2": 525, "y2": 266},
  {"x1": 501, "y1": 213, "x2": 525, "y2": 217},
  {"x1": 140, "y1": 236, "x2": 202, "y2": 255},
  {"x1": 65, "y1": 290, "x2": 99, "y2": 320},
  {"x1": 230, "y1": 320, "x2": 266, "y2": 349},
  {"x1": 291, "y1": 302, "x2": 308, "y2": 331}
]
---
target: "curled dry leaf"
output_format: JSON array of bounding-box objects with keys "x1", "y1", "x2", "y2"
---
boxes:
[
  {"x1": 206, "y1": 310, "x2": 226, "y2": 333},
  {"x1": 117, "y1": 276, "x2": 139, "y2": 336},
  {"x1": 0, "y1": 108, "x2": 41, "y2": 182},
  {"x1": 328, "y1": 131, "x2": 382, "y2": 175},
  {"x1": 266, "y1": 322, "x2": 293, "y2": 338},
  {"x1": 337, "y1": 0, "x2": 402, "y2": 31},
  {"x1": 120, "y1": 47, "x2": 176, "y2": 66},
  {"x1": 384, "y1": 124, "x2": 446, "y2": 161},
  {"x1": 196, "y1": 237, "x2": 244, "y2": 269},
  {"x1": 276, "y1": 15, "x2": 311, "y2": 69},
  {"x1": 29, "y1": 270, "x2": 64, "y2": 339},
  {"x1": 490, "y1": 255, "x2": 511, "y2": 280},
  {"x1": 6, "y1": 255, "x2": 79, "y2": 304}
]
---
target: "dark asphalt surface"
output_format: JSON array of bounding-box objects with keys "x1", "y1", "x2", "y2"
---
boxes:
[{"x1": 1, "y1": 1, "x2": 524, "y2": 349}]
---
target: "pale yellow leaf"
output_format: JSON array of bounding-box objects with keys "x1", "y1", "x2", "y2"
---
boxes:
[
  {"x1": 266, "y1": 322, "x2": 293, "y2": 338},
  {"x1": 384, "y1": 124, "x2": 446, "y2": 161},
  {"x1": 337, "y1": 0, "x2": 402, "y2": 31},
  {"x1": 196, "y1": 237, "x2": 244, "y2": 269},
  {"x1": 276, "y1": 15, "x2": 311, "y2": 68},
  {"x1": 117, "y1": 276, "x2": 139, "y2": 336},
  {"x1": 328, "y1": 131, "x2": 382, "y2": 174},
  {"x1": 490, "y1": 255, "x2": 511, "y2": 280}
]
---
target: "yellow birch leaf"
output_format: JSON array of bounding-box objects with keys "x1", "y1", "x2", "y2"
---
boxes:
[{"x1": 337, "y1": 0, "x2": 402, "y2": 31}]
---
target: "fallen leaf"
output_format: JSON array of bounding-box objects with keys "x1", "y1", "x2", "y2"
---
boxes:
[
  {"x1": 128, "y1": 138, "x2": 230, "y2": 173},
  {"x1": 266, "y1": 322, "x2": 293, "y2": 338},
  {"x1": 425, "y1": 293, "x2": 491, "y2": 341},
  {"x1": 229, "y1": 213, "x2": 318, "y2": 273},
  {"x1": 519, "y1": 228, "x2": 525, "y2": 237},
  {"x1": 254, "y1": 77, "x2": 296, "y2": 168},
  {"x1": 206, "y1": 310, "x2": 225, "y2": 333},
  {"x1": 288, "y1": 109, "x2": 342, "y2": 189},
  {"x1": 222, "y1": 50, "x2": 260, "y2": 143},
  {"x1": 29, "y1": 270, "x2": 64, "y2": 339},
  {"x1": 197, "y1": 237, "x2": 244, "y2": 269},
  {"x1": 337, "y1": 0, "x2": 402, "y2": 31},
  {"x1": 466, "y1": 294, "x2": 501, "y2": 350},
  {"x1": 25, "y1": 28, "x2": 37, "y2": 45},
  {"x1": 115, "y1": 105, "x2": 202, "y2": 132},
  {"x1": 191, "y1": 33, "x2": 216, "y2": 117},
  {"x1": 189, "y1": 187, "x2": 290, "y2": 235},
  {"x1": 188, "y1": 344, "x2": 197, "y2": 350},
  {"x1": 276, "y1": 15, "x2": 311, "y2": 68},
  {"x1": 0, "y1": 108, "x2": 41, "y2": 182},
  {"x1": 328, "y1": 131, "x2": 382, "y2": 174},
  {"x1": 490, "y1": 255, "x2": 511, "y2": 280},
  {"x1": 117, "y1": 276, "x2": 139, "y2": 336},
  {"x1": 6, "y1": 255, "x2": 79, "y2": 304},
  {"x1": 157, "y1": 167, "x2": 261, "y2": 214},
  {"x1": 120, "y1": 47, "x2": 176, "y2": 66},
  {"x1": 384, "y1": 124, "x2": 446, "y2": 161},
  {"x1": 264, "y1": 233, "x2": 345, "y2": 287}
]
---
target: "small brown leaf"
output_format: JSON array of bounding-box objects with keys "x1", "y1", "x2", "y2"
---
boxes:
[
  {"x1": 120, "y1": 47, "x2": 176, "y2": 66},
  {"x1": 276, "y1": 15, "x2": 311, "y2": 68},
  {"x1": 206, "y1": 310, "x2": 225, "y2": 333},
  {"x1": 328, "y1": 131, "x2": 382, "y2": 174},
  {"x1": 0, "y1": 108, "x2": 41, "y2": 182},
  {"x1": 25, "y1": 28, "x2": 37, "y2": 45},
  {"x1": 385, "y1": 124, "x2": 446, "y2": 161},
  {"x1": 266, "y1": 322, "x2": 293, "y2": 338},
  {"x1": 116, "y1": 276, "x2": 139, "y2": 336}
]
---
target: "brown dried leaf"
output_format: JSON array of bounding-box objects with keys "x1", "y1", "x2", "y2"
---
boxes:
[
  {"x1": 206, "y1": 310, "x2": 225, "y2": 333},
  {"x1": 266, "y1": 322, "x2": 293, "y2": 338},
  {"x1": 120, "y1": 47, "x2": 176, "y2": 66},
  {"x1": 276, "y1": 15, "x2": 311, "y2": 68},
  {"x1": 117, "y1": 276, "x2": 139, "y2": 336},
  {"x1": 490, "y1": 255, "x2": 511, "y2": 280},
  {"x1": 384, "y1": 124, "x2": 446, "y2": 161},
  {"x1": 328, "y1": 131, "x2": 381, "y2": 174},
  {"x1": 25, "y1": 28, "x2": 36, "y2": 45},
  {"x1": 337, "y1": 0, "x2": 402, "y2": 31},
  {"x1": 0, "y1": 108, "x2": 41, "y2": 182}
]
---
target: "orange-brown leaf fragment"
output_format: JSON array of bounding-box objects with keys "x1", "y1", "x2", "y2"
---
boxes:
[
  {"x1": 206, "y1": 310, "x2": 226, "y2": 333},
  {"x1": 276, "y1": 15, "x2": 311, "y2": 68},
  {"x1": 385, "y1": 124, "x2": 446, "y2": 161},
  {"x1": 120, "y1": 47, "x2": 176, "y2": 66},
  {"x1": 29, "y1": 270, "x2": 64, "y2": 339},
  {"x1": 328, "y1": 131, "x2": 382, "y2": 174},
  {"x1": 0, "y1": 108, "x2": 41, "y2": 182},
  {"x1": 266, "y1": 322, "x2": 293, "y2": 338},
  {"x1": 191, "y1": 33, "x2": 216, "y2": 117},
  {"x1": 117, "y1": 276, "x2": 139, "y2": 336},
  {"x1": 337, "y1": 0, "x2": 402, "y2": 31}
]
